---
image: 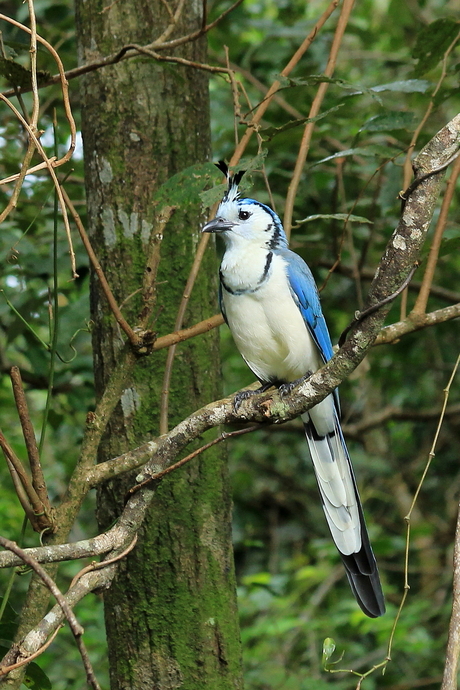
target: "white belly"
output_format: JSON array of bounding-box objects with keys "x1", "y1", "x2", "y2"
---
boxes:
[{"x1": 222, "y1": 259, "x2": 321, "y2": 383}]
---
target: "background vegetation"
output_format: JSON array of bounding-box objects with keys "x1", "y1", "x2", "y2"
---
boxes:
[{"x1": 0, "y1": 0, "x2": 460, "y2": 688}]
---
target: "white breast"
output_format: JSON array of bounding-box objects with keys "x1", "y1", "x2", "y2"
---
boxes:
[{"x1": 221, "y1": 252, "x2": 322, "y2": 383}]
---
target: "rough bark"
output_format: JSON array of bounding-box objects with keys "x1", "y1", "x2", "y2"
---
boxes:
[{"x1": 74, "y1": 1, "x2": 242, "y2": 688}]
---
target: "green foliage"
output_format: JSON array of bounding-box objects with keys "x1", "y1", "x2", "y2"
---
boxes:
[
  {"x1": 22, "y1": 662, "x2": 52, "y2": 690},
  {"x1": 413, "y1": 18, "x2": 460, "y2": 76},
  {"x1": 153, "y1": 162, "x2": 220, "y2": 209}
]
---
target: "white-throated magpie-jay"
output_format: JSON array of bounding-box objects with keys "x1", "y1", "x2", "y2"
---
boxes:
[{"x1": 202, "y1": 161, "x2": 385, "y2": 618}]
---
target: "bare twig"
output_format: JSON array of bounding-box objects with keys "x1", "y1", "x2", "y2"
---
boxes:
[
  {"x1": 210, "y1": 50, "x2": 304, "y2": 119},
  {"x1": 154, "y1": 0, "x2": 186, "y2": 45},
  {"x1": 411, "y1": 152, "x2": 460, "y2": 315},
  {"x1": 2, "y1": 455, "x2": 37, "y2": 526},
  {"x1": 0, "y1": 429, "x2": 51, "y2": 532},
  {"x1": 283, "y1": 0, "x2": 355, "y2": 237},
  {"x1": 0, "y1": 537, "x2": 101, "y2": 690},
  {"x1": 442, "y1": 497, "x2": 460, "y2": 690},
  {"x1": 0, "y1": 94, "x2": 77, "y2": 276},
  {"x1": 316, "y1": 260, "x2": 460, "y2": 304},
  {"x1": 396, "y1": 354, "x2": 460, "y2": 690},
  {"x1": 0, "y1": 0, "x2": 245, "y2": 95},
  {"x1": 374, "y1": 302, "x2": 460, "y2": 346},
  {"x1": 127, "y1": 425, "x2": 258, "y2": 495},
  {"x1": 344, "y1": 402, "x2": 460, "y2": 438},
  {"x1": 0, "y1": 13, "x2": 76, "y2": 167},
  {"x1": 26, "y1": 0, "x2": 39, "y2": 129},
  {"x1": 121, "y1": 43, "x2": 236, "y2": 75},
  {"x1": 69, "y1": 535, "x2": 138, "y2": 588},
  {"x1": 0, "y1": 627, "x2": 61, "y2": 676},
  {"x1": 338, "y1": 262, "x2": 419, "y2": 346},
  {"x1": 10, "y1": 367, "x2": 51, "y2": 515},
  {"x1": 228, "y1": 0, "x2": 339, "y2": 169},
  {"x1": 61, "y1": 187, "x2": 142, "y2": 348},
  {"x1": 402, "y1": 29, "x2": 460, "y2": 191},
  {"x1": 0, "y1": 128, "x2": 37, "y2": 219}
]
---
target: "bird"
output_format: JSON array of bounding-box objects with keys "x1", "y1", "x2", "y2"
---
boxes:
[{"x1": 202, "y1": 161, "x2": 385, "y2": 618}]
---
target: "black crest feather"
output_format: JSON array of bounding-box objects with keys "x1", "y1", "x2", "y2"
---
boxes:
[
  {"x1": 215, "y1": 160, "x2": 228, "y2": 177},
  {"x1": 215, "y1": 161, "x2": 246, "y2": 190}
]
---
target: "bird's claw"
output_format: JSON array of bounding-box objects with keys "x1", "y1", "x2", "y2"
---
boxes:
[
  {"x1": 278, "y1": 370, "x2": 313, "y2": 398},
  {"x1": 233, "y1": 382, "x2": 274, "y2": 412},
  {"x1": 233, "y1": 389, "x2": 257, "y2": 412}
]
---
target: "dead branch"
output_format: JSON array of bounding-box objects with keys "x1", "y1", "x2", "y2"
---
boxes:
[
  {"x1": 412, "y1": 153, "x2": 460, "y2": 314},
  {"x1": 0, "y1": 430, "x2": 52, "y2": 533},
  {"x1": 441, "y1": 499, "x2": 460, "y2": 690},
  {"x1": 9, "y1": 367, "x2": 52, "y2": 517},
  {"x1": 374, "y1": 302, "x2": 460, "y2": 346},
  {"x1": 0, "y1": 537, "x2": 101, "y2": 690},
  {"x1": 283, "y1": 0, "x2": 355, "y2": 237},
  {"x1": 0, "y1": 0, "x2": 245, "y2": 96}
]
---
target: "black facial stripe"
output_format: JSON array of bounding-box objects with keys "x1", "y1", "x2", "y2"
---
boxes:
[
  {"x1": 220, "y1": 251, "x2": 273, "y2": 296},
  {"x1": 260, "y1": 251, "x2": 273, "y2": 282},
  {"x1": 268, "y1": 224, "x2": 282, "y2": 249}
]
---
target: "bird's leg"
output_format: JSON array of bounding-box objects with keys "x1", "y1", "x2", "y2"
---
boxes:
[
  {"x1": 233, "y1": 382, "x2": 275, "y2": 412},
  {"x1": 278, "y1": 370, "x2": 313, "y2": 398}
]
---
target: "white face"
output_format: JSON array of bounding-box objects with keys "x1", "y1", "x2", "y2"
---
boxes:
[{"x1": 212, "y1": 197, "x2": 288, "y2": 250}]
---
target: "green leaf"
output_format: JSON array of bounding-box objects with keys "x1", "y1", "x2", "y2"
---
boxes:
[
  {"x1": 0, "y1": 598, "x2": 19, "y2": 641},
  {"x1": 440, "y1": 234, "x2": 460, "y2": 256},
  {"x1": 152, "y1": 162, "x2": 219, "y2": 209},
  {"x1": 0, "y1": 57, "x2": 51, "y2": 88},
  {"x1": 261, "y1": 104, "x2": 344, "y2": 140},
  {"x1": 296, "y1": 213, "x2": 372, "y2": 224},
  {"x1": 232, "y1": 150, "x2": 268, "y2": 175},
  {"x1": 309, "y1": 144, "x2": 401, "y2": 168},
  {"x1": 369, "y1": 79, "x2": 431, "y2": 93},
  {"x1": 0, "y1": 645, "x2": 51, "y2": 690},
  {"x1": 412, "y1": 18, "x2": 460, "y2": 76},
  {"x1": 23, "y1": 662, "x2": 52, "y2": 689},
  {"x1": 199, "y1": 183, "x2": 228, "y2": 209},
  {"x1": 322, "y1": 638, "x2": 336, "y2": 666},
  {"x1": 274, "y1": 74, "x2": 347, "y2": 88},
  {"x1": 360, "y1": 111, "x2": 416, "y2": 132}
]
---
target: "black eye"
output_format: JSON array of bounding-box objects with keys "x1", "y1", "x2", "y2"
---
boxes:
[{"x1": 238, "y1": 209, "x2": 251, "y2": 221}]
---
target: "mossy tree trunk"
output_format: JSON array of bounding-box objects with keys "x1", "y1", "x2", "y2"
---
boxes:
[{"x1": 74, "y1": 1, "x2": 243, "y2": 687}]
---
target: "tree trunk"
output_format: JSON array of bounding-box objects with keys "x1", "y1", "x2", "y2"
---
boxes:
[{"x1": 74, "y1": 1, "x2": 243, "y2": 687}]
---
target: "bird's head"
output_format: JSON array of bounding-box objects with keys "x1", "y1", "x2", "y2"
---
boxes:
[{"x1": 202, "y1": 161, "x2": 288, "y2": 250}]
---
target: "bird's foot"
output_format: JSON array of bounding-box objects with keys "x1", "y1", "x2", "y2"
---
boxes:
[
  {"x1": 278, "y1": 371, "x2": 313, "y2": 398},
  {"x1": 233, "y1": 383, "x2": 274, "y2": 412}
]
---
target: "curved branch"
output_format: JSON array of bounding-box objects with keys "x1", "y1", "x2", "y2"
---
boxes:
[
  {"x1": 375, "y1": 303, "x2": 460, "y2": 346},
  {"x1": 0, "y1": 0, "x2": 245, "y2": 95}
]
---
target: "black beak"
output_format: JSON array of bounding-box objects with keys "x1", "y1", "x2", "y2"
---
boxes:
[{"x1": 201, "y1": 217, "x2": 234, "y2": 233}]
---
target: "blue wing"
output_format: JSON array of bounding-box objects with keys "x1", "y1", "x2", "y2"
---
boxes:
[
  {"x1": 281, "y1": 249, "x2": 334, "y2": 363},
  {"x1": 280, "y1": 249, "x2": 341, "y2": 413}
]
